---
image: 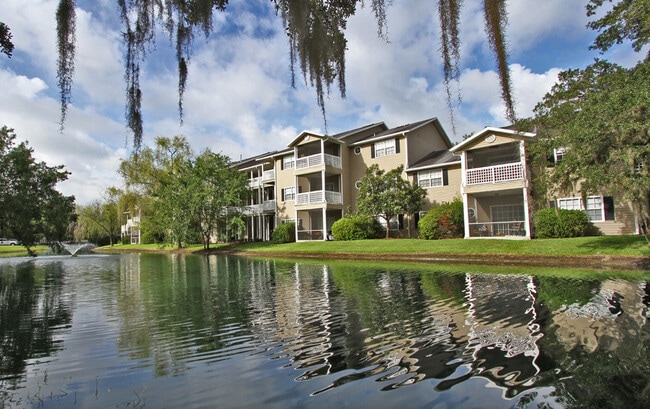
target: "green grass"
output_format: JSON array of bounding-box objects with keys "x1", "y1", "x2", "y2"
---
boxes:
[
  {"x1": 0, "y1": 245, "x2": 52, "y2": 257},
  {"x1": 234, "y1": 235, "x2": 650, "y2": 257}
]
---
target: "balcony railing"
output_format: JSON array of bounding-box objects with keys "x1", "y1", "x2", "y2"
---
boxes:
[
  {"x1": 245, "y1": 200, "x2": 276, "y2": 214},
  {"x1": 466, "y1": 162, "x2": 524, "y2": 185},
  {"x1": 295, "y1": 153, "x2": 342, "y2": 170},
  {"x1": 468, "y1": 221, "x2": 525, "y2": 237},
  {"x1": 249, "y1": 169, "x2": 276, "y2": 187},
  {"x1": 295, "y1": 190, "x2": 342, "y2": 206}
]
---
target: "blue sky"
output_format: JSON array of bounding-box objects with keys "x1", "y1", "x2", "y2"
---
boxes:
[{"x1": 0, "y1": 0, "x2": 645, "y2": 204}]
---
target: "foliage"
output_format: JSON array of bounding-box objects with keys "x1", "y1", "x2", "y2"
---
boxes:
[
  {"x1": 418, "y1": 198, "x2": 464, "y2": 240},
  {"x1": 0, "y1": 22, "x2": 14, "y2": 58},
  {"x1": 587, "y1": 0, "x2": 650, "y2": 55},
  {"x1": 0, "y1": 126, "x2": 75, "y2": 255},
  {"x1": 119, "y1": 137, "x2": 247, "y2": 248},
  {"x1": 533, "y1": 208, "x2": 597, "y2": 239},
  {"x1": 55, "y1": 0, "x2": 515, "y2": 148},
  {"x1": 357, "y1": 164, "x2": 426, "y2": 239},
  {"x1": 528, "y1": 58, "x2": 650, "y2": 237},
  {"x1": 76, "y1": 187, "x2": 122, "y2": 246},
  {"x1": 271, "y1": 222, "x2": 295, "y2": 244},
  {"x1": 331, "y1": 214, "x2": 383, "y2": 241}
]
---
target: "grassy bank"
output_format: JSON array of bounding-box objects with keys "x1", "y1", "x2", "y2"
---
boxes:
[
  {"x1": 97, "y1": 235, "x2": 650, "y2": 258},
  {"x1": 235, "y1": 235, "x2": 649, "y2": 258},
  {"x1": 0, "y1": 245, "x2": 52, "y2": 258}
]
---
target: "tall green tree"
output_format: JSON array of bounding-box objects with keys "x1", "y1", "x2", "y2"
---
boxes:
[
  {"x1": 76, "y1": 187, "x2": 122, "y2": 245},
  {"x1": 0, "y1": 126, "x2": 75, "y2": 255},
  {"x1": 527, "y1": 1, "x2": 650, "y2": 238},
  {"x1": 56, "y1": 0, "x2": 516, "y2": 148},
  {"x1": 193, "y1": 150, "x2": 249, "y2": 250},
  {"x1": 356, "y1": 164, "x2": 426, "y2": 239},
  {"x1": 120, "y1": 136, "x2": 197, "y2": 248}
]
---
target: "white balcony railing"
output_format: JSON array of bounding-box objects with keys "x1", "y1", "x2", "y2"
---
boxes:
[
  {"x1": 469, "y1": 221, "x2": 525, "y2": 237},
  {"x1": 466, "y1": 162, "x2": 524, "y2": 185},
  {"x1": 295, "y1": 190, "x2": 342, "y2": 206},
  {"x1": 262, "y1": 169, "x2": 275, "y2": 182},
  {"x1": 245, "y1": 200, "x2": 276, "y2": 214},
  {"x1": 295, "y1": 153, "x2": 342, "y2": 170}
]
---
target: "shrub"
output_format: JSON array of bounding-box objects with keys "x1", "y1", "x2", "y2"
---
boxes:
[
  {"x1": 140, "y1": 231, "x2": 158, "y2": 244},
  {"x1": 272, "y1": 222, "x2": 296, "y2": 244},
  {"x1": 331, "y1": 215, "x2": 383, "y2": 241},
  {"x1": 419, "y1": 198, "x2": 464, "y2": 240},
  {"x1": 533, "y1": 208, "x2": 596, "y2": 238}
]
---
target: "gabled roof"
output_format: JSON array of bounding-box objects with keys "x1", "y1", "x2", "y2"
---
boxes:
[
  {"x1": 407, "y1": 149, "x2": 460, "y2": 172},
  {"x1": 349, "y1": 117, "x2": 452, "y2": 147},
  {"x1": 287, "y1": 121, "x2": 389, "y2": 148},
  {"x1": 450, "y1": 127, "x2": 536, "y2": 153}
]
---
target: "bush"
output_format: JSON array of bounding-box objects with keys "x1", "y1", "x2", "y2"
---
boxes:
[
  {"x1": 272, "y1": 222, "x2": 296, "y2": 244},
  {"x1": 533, "y1": 208, "x2": 596, "y2": 238},
  {"x1": 419, "y1": 199, "x2": 464, "y2": 240},
  {"x1": 331, "y1": 215, "x2": 383, "y2": 241}
]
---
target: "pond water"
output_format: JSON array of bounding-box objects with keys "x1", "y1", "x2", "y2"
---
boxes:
[{"x1": 1, "y1": 253, "x2": 649, "y2": 409}]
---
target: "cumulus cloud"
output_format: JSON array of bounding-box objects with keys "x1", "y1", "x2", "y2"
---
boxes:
[{"x1": 0, "y1": 0, "x2": 630, "y2": 205}]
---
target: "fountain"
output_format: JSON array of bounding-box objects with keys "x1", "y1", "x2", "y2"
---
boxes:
[{"x1": 56, "y1": 242, "x2": 96, "y2": 256}]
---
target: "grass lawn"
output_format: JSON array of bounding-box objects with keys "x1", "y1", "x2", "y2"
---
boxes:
[
  {"x1": 0, "y1": 245, "x2": 52, "y2": 258},
  {"x1": 234, "y1": 235, "x2": 650, "y2": 258}
]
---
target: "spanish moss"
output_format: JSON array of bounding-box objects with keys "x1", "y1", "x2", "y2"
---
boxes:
[
  {"x1": 438, "y1": 0, "x2": 463, "y2": 135},
  {"x1": 56, "y1": 0, "x2": 76, "y2": 130},
  {"x1": 484, "y1": 0, "x2": 516, "y2": 123}
]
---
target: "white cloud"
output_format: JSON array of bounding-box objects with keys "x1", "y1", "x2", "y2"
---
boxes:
[{"x1": 0, "y1": 0, "x2": 633, "y2": 206}]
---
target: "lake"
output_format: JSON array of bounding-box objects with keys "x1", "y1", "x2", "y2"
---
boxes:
[{"x1": 1, "y1": 253, "x2": 649, "y2": 408}]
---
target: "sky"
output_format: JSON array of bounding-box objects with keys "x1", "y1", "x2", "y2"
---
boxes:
[{"x1": 0, "y1": 0, "x2": 645, "y2": 205}]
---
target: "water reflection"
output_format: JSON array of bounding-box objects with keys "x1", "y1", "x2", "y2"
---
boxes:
[{"x1": 0, "y1": 254, "x2": 649, "y2": 408}]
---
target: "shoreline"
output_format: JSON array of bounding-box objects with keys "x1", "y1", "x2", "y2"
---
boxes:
[{"x1": 94, "y1": 246, "x2": 650, "y2": 271}]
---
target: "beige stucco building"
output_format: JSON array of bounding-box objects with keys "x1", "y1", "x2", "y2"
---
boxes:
[{"x1": 233, "y1": 118, "x2": 644, "y2": 241}]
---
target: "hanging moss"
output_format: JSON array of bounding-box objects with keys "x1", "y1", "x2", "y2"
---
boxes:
[{"x1": 55, "y1": 0, "x2": 515, "y2": 149}]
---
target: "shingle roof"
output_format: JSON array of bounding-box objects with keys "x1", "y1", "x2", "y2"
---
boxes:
[{"x1": 407, "y1": 149, "x2": 460, "y2": 171}]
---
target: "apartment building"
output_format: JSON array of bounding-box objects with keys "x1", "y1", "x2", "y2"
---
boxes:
[{"x1": 234, "y1": 118, "x2": 643, "y2": 241}]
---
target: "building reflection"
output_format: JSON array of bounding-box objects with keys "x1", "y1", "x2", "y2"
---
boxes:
[{"x1": 107, "y1": 254, "x2": 650, "y2": 405}]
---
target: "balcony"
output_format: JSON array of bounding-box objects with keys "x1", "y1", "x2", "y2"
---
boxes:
[
  {"x1": 295, "y1": 190, "x2": 342, "y2": 206},
  {"x1": 466, "y1": 162, "x2": 524, "y2": 185},
  {"x1": 245, "y1": 200, "x2": 276, "y2": 214},
  {"x1": 295, "y1": 153, "x2": 342, "y2": 170},
  {"x1": 249, "y1": 169, "x2": 276, "y2": 187}
]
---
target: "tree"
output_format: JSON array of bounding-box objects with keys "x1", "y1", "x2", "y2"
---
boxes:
[
  {"x1": 529, "y1": 59, "x2": 650, "y2": 237},
  {"x1": 76, "y1": 187, "x2": 122, "y2": 246},
  {"x1": 527, "y1": 0, "x2": 650, "y2": 239},
  {"x1": 193, "y1": 150, "x2": 249, "y2": 250},
  {"x1": 56, "y1": 0, "x2": 516, "y2": 149},
  {"x1": 0, "y1": 22, "x2": 14, "y2": 58},
  {"x1": 356, "y1": 164, "x2": 426, "y2": 239},
  {"x1": 0, "y1": 126, "x2": 75, "y2": 255},
  {"x1": 120, "y1": 136, "x2": 197, "y2": 248},
  {"x1": 587, "y1": 0, "x2": 650, "y2": 57}
]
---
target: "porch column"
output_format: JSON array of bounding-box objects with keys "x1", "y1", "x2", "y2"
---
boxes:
[
  {"x1": 523, "y1": 188, "x2": 532, "y2": 239},
  {"x1": 322, "y1": 207, "x2": 327, "y2": 241}
]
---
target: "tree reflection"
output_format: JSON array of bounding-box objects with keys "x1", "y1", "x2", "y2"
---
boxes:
[{"x1": 0, "y1": 262, "x2": 72, "y2": 387}]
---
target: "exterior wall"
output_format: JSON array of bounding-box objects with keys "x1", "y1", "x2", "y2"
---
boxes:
[
  {"x1": 416, "y1": 164, "x2": 462, "y2": 212},
  {"x1": 405, "y1": 125, "x2": 450, "y2": 166},
  {"x1": 468, "y1": 134, "x2": 527, "y2": 151},
  {"x1": 547, "y1": 191, "x2": 638, "y2": 236},
  {"x1": 274, "y1": 155, "x2": 296, "y2": 222}
]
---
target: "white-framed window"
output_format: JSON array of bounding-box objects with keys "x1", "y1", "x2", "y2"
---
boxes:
[
  {"x1": 354, "y1": 146, "x2": 362, "y2": 155},
  {"x1": 282, "y1": 186, "x2": 296, "y2": 201},
  {"x1": 374, "y1": 139, "x2": 396, "y2": 157},
  {"x1": 554, "y1": 147, "x2": 566, "y2": 164},
  {"x1": 354, "y1": 180, "x2": 362, "y2": 189},
  {"x1": 282, "y1": 154, "x2": 295, "y2": 170},
  {"x1": 557, "y1": 196, "x2": 608, "y2": 222},
  {"x1": 418, "y1": 169, "x2": 443, "y2": 188}
]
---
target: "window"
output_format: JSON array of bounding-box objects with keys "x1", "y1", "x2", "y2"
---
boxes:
[
  {"x1": 354, "y1": 146, "x2": 362, "y2": 155},
  {"x1": 379, "y1": 214, "x2": 403, "y2": 230},
  {"x1": 418, "y1": 169, "x2": 443, "y2": 188},
  {"x1": 554, "y1": 147, "x2": 566, "y2": 164},
  {"x1": 282, "y1": 187, "x2": 296, "y2": 201},
  {"x1": 354, "y1": 180, "x2": 362, "y2": 189},
  {"x1": 557, "y1": 196, "x2": 615, "y2": 222},
  {"x1": 282, "y1": 154, "x2": 295, "y2": 170},
  {"x1": 374, "y1": 139, "x2": 396, "y2": 157}
]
